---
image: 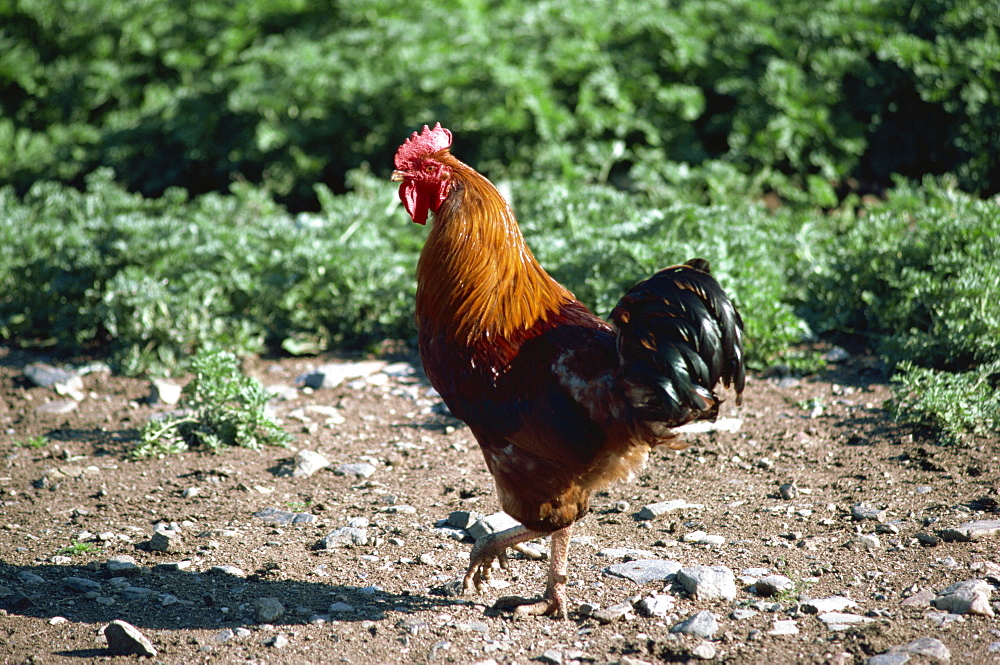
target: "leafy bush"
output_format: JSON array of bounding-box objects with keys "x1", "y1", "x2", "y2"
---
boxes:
[
  {"x1": 134, "y1": 348, "x2": 292, "y2": 457},
  {"x1": 2, "y1": 0, "x2": 997, "y2": 207},
  {"x1": 890, "y1": 361, "x2": 1000, "y2": 442}
]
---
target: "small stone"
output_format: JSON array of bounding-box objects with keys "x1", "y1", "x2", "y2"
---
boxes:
[
  {"x1": 932, "y1": 579, "x2": 994, "y2": 616},
  {"x1": 779, "y1": 483, "x2": 798, "y2": 500},
  {"x1": 539, "y1": 649, "x2": 563, "y2": 664},
  {"x1": 63, "y1": 577, "x2": 102, "y2": 593},
  {"x1": 24, "y1": 363, "x2": 77, "y2": 388},
  {"x1": 636, "y1": 500, "x2": 703, "y2": 520},
  {"x1": 598, "y1": 547, "x2": 657, "y2": 559},
  {"x1": 106, "y1": 555, "x2": 141, "y2": 577},
  {"x1": 691, "y1": 641, "x2": 717, "y2": 660},
  {"x1": 753, "y1": 574, "x2": 795, "y2": 597},
  {"x1": 292, "y1": 450, "x2": 330, "y2": 478},
  {"x1": 604, "y1": 559, "x2": 682, "y2": 586},
  {"x1": 915, "y1": 532, "x2": 942, "y2": 547},
  {"x1": 819, "y1": 612, "x2": 875, "y2": 630},
  {"x1": 121, "y1": 586, "x2": 156, "y2": 601},
  {"x1": 255, "y1": 597, "x2": 285, "y2": 622},
  {"x1": 467, "y1": 512, "x2": 520, "y2": 540},
  {"x1": 851, "y1": 503, "x2": 887, "y2": 522},
  {"x1": 636, "y1": 594, "x2": 675, "y2": 617},
  {"x1": 333, "y1": 462, "x2": 377, "y2": 478},
  {"x1": 800, "y1": 596, "x2": 859, "y2": 614},
  {"x1": 17, "y1": 572, "x2": 45, "y2": 585},
  {"x1": 887, "y1": 637, "x2": 951, "y2": 662},
  {"x1": 254, "y1": 506, "x2": 316, "y2": 525},
  {"x1": 730, "y1": 609, "x2": 758, "y2": 620},
  {"x1": 149, "y1": 379, "x2": 183, "y2": 406},
  {"x1": 264, "y1": 634, "x2": 289, "y2": 649},
  {"x1": 938, "y1": 520, "x2": 1000, "y2": 542},
  {"x1": 103, "y1": 620, "x2": 157, "y2": 657},
  {"x1": 316, "y1": 526, "x2": 368, "y2": 549},
  {"x1": 768, "y1": 619, "x2": 799, "y2": 635},
  {"x1": 446, "y1": 511, "x2": 482, "y2": 530},
  {"x1": 208, "y1": 565, "x2": 246, "y2": 577},
  {"x1": 149, "y1": 528, "x2": 183, "y2": 553},
  {"x1": 296, "y1": 361, "x2": 386, "y2": 389},
  {"x1": 592, "y1": 600, "x2": 634, "y2": 624},
  {"x1": 677, "y1": 565, "x2": 737, "y2": 602},
  {"x1": 867, "y1": 654, "x2": 910, "y2": 665},
  {"x1": 671, "y1": 610, "x2": 718, "y2": 638},
  {"x1": 900, "y1": 589, "x2": 936, "y2": 607}
]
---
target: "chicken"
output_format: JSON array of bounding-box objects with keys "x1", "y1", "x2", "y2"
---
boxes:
[{"x1": 391, "y1": 123, "x2": 745, "y2": 618}]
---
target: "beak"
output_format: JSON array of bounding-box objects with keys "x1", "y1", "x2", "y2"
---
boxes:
[{"x1": 390, "y1": 170, "x2": 406, "y2": 182}]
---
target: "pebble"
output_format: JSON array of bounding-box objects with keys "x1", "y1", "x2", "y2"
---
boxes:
[
  {"x1": 604, "y1": 559, "x2": 682, "y2": 584},
  {"x1": 149, "y1": 379, "x2": 183, "y2": 406},
  {"x1": 671, "y1": 610, "x2": 718, "y2": 638},
  {"x1": 677, "y1": 565, "x2": 737, "y2": 601},
  {"x1": 818, "y1": 612, "x2": 875, "y2": 630},
  {"x1": 264, "y1": 634, "x2": 289, "y2": 649},
  {"x1": 254, "y1": 506, "x2": 316, "y2": 525},
  {"x1": 851, "y1": 503, "x2": 887, "y2": 522},
  {"x1": 208, "y1": 565, "x2": 246, "y2": 577},
  {"x1": 149, "y1": 528, "x2": 183, "y2": 553},
  {"x1": 730, "y1": 608, "x2": 758, "y2": 620},
  {"x1": 103, "y1": 620, "x2": 157, "y2": 657},
  {"x1": 753, "y1": 574, "x2": 794, "y2": 597},
  {"x1": 17, "y1": 572, "x2": 46, "y2": 585},
  {"x1": 598, "y1": 548, "x2": 657, "y2": 559},
  {"x1": 292, "y1": 450, "x2": 330, "y2": 478},
  {"x1": 539, "y1": 649, "x2": 563, "y2": 664},
  {"x1": 121, "y1": 586, "x2": 156, "y2": 601},
  {"x1": 333, "y1": 462, "x2": 377, "y2": 478},
  {"x1": 592, "y1": 600, "x2": 634, "y2": 624},
  {"x1": 106, "y1": 555, "x2": 141, "y2": 577},
  {"x1": 63, "y1": 577, "x2": 102, "y2": 593},
  {"x1": 800, "y1": 596, "x2": 858, "y2": 614},
  {"x1": 768, "y1": 619, "x2": 799, "y2": 635},
  {"x1": 779, "y1": 483, "x2": 798, "y2": 500},
  {"x1": 636, "y1": 500, "x2": 703, "y2": 520},
  {"x1": 467, "y1": 512, "x2": 520, "y2": 540},
  {"x1": 938, "y1": 519, "x2": 1000, "y2": 542},
  {"x1": 636, "y1": 594, "x2": 675, "y2": 617},
  {"x1": 932, "y1": 579, "x2": 994, "y2": 616},
  {"x1": 296, "y1": 361, "x2": 386, "y2": 389},
  {"x1": 316, "y1": 526, "x2": 368, "y2": 549},
  {"x1": 887, "y1": 637, "x2": 951, "y2": 662},
  {"x1": 446, "y1": 511, "x2": 483, "y2": 530},
  {"x1": 255, "y1": 597, "x2": 285, "y2": 622},
  {"x1": 691, "y1": 641, "x2": 717, "y2": 660}
]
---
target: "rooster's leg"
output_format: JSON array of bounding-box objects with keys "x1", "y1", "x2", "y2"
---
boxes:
[
  {"x1": 463, "y1": 524, "x2": 545, "y2": 594},
  {"x1": 495, "y1": 526, "x2": 571, "y2": 619}
]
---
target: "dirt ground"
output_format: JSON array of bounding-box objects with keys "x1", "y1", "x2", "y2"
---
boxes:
[{"x1": 1, "y1": 343, "x2": 998, "y2": 665}]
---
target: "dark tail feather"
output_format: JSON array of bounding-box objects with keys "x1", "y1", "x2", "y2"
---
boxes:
[{"x1": 610, "y1": 259, "x2": 745, "y2": 427}]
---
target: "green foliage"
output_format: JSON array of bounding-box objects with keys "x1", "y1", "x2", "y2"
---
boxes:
[
  {"x1": 2, "y1": 0, "x2": 998, "y2": 207},
  {"x1": 134, "y1": 348, "x2": 292, "y2": 457},
  {"x1": 0, "y1": 169, "x2": 418, "y2": 374},
  {"x1": 890, "y1": 361, "x2": 1000, "y2": 442},
  {"x1": 803, "y1": 178, "x2": 1000, "y2": 371},
  {"x1": 15, "y1": 436, "x2": 49, "y2": 449}
]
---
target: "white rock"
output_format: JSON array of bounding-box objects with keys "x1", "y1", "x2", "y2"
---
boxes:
[
  {"x1": 801, "y1": 596, "x2": 859, "y2": 614},
  {"x1": 292, "y1": 450, "x2": 330, "y2": 478},
  {"x1": 677, "y1": 566, "x2": 737, "y2": 602},
  {"x1": 768, "y1": 619, "x2": 799, "y2": 635},
  {"x1": 636, "y1": 500, "x2": 704, "y2": 520},
  {"x1": 932, "y1": 579, "x2": 994, "y2": 617}
]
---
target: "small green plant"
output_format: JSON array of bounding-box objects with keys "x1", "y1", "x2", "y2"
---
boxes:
[
  {"x1": 16, "y1": 435, "x2": 49, "y2": 449},
  {"x1": 58, "y1": 541, "x2": 99, "y2": 556},
  {"x1": 134, "y1": 348, "x2": 293, "y2": 457}
]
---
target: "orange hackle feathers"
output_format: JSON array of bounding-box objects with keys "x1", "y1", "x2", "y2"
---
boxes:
[{"x1": 415, "y1": 151, "x2": 574, "y2": 349}]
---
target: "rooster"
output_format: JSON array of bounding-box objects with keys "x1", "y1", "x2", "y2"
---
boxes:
[{"x1": 392, "y1": 123, "x2": 745, "y2": 618}]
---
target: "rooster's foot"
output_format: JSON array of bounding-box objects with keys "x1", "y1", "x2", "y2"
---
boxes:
[
  {"x1": 462, "y1": 525, "x2": 541, "y2": 595},
  {"x1": 494, "y1": 586, "x2": 568, "y2": 619}
]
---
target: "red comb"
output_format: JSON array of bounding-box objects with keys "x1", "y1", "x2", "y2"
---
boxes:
[{"x1": 394, "y1": 123, "x2": 453, "y2": 170}]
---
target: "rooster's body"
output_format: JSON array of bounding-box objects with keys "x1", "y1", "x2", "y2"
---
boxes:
[{"x1": 392, "y1": 124, "x2": 745, "y2": 617}]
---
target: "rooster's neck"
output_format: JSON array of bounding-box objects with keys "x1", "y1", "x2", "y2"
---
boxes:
[{"x1": 415, "y1": 160, "x2": 573, "y2": 347}]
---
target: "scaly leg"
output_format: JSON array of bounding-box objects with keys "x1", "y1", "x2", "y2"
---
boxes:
[
  {"x1": 462, "y1": 524, "x2": 545, "y2": 594},
  {"x1": 495, "y1": 526, "x2": 572, "y2": 619}
]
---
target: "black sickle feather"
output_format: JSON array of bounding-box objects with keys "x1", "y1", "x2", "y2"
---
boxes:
[{"x1": 610, "y1": 259, "x2": 745, "y2": 427}]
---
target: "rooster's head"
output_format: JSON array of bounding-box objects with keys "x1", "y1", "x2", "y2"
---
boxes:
[{"x1": 391, "y1": 123, "x2": 454, "y2": 225}]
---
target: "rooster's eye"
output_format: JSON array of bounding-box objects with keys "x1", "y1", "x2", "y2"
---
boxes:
[{"x1": 424, "y1": 164, "x2": 436, "y2": 174}]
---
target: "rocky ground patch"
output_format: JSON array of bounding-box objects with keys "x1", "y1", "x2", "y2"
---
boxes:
[{"x1": 1, "y1": 344, "x2": 998, "y2": 664}]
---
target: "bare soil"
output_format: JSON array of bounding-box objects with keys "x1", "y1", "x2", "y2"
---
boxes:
[{"x1": 1, "y1": 344, "x2": 998, "y2": 665}]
